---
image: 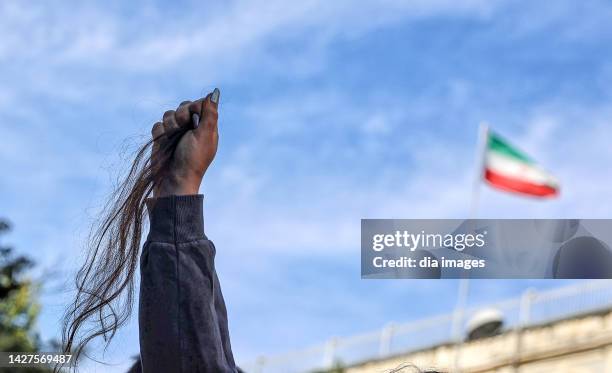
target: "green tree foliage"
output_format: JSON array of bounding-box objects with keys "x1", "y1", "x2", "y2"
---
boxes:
[
  {"x1": 313, "y1": 361, "x2": 346, "y2": 373},
  {"x1": 0, "y1": 219, "x2": 50, "y2": 372}
]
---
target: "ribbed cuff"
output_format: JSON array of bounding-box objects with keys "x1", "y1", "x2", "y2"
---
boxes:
[{"x1": 146, "y1": 195, "x2": 205, "y2": 243}]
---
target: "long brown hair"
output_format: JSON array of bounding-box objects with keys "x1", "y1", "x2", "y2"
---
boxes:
[{"x1": 60, "y1": 121, "x2": 190, "y2": 368}]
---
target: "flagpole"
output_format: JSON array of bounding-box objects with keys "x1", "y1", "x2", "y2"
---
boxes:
[
  {"x1": 452, "y1": 123, "x2": 487, "y2": 371},
  {"x1": 470, "y1": 122, "x2": 489, "y2": 219},
  {"x1": 452, "y1": 277, "x2": 470, "y2": 371}
]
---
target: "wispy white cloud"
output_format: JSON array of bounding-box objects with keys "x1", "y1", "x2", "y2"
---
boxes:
[{"x1": 1, "y1": 0, "x2": 500, "y2": 70}]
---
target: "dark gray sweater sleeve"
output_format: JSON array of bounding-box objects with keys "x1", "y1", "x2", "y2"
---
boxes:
[{"x1": 138, "y1": 195, "x2": 237, "y2": 373}]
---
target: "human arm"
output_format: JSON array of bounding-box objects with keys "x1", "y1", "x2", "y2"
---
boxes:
[{"x1": 138, "y1": 89, "x2": 237, "y2": 373}]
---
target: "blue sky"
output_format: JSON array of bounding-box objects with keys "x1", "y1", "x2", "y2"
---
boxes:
[{"x1": 1, "y1": 0, "x2": 612, "y2": 371}]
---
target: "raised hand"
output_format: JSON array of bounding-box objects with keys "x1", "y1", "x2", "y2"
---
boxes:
[{"x1": 152, "y1": 88, "x2": 220, "y2": 197}]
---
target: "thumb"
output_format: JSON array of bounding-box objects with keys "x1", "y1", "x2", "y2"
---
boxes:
[{"x1": 191, "y1": 88, "x2": 220, "y2": 131}]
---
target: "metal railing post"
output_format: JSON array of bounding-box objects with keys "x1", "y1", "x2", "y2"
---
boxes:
[
  {"x1": 379, "y1": 322, "x2": 396, "y2": 357},
  {"x1": 513, "y1": 288, "x2": 536, "y2": 371},
  {"x1": 255, "y1": 356, "x2": 266, "y2": 373},
  {"x1": 519, "y1": 288, "x2": 536, "y2": 326},
  {"x1": 323, "y1": 337, "x2": 338, "y2": 368}
]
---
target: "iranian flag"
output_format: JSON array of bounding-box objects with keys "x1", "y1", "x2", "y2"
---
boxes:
[{"x1": 483, "y1": 129, "x2": 559, "y2": 197}]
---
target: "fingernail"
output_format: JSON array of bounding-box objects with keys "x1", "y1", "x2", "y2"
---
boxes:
[
  {"x1": 211, "y1": 88, "x2": 220, "y2": 104},
  {"x1": 191, "y1": 113, "x2": 200, "y2": 129}
]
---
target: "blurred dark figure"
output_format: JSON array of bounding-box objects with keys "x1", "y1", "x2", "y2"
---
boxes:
[{"x1": 553, "y1": 236, "x2": 612, "y2": 278}]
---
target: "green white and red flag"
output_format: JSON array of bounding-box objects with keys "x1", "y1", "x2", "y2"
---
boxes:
[{"x1": 483, "y1": 129, "x2": 559, "y2": 197}]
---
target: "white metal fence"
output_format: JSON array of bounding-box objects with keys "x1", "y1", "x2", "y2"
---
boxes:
[{"x1": 240, "y1": 280, "x2": 612, "y2": 373}]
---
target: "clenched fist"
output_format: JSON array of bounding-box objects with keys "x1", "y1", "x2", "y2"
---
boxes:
[{"x1": 151, "y1": 88, "x2": 220, "y2": 197}]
